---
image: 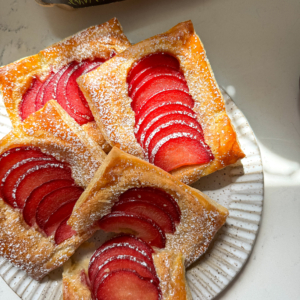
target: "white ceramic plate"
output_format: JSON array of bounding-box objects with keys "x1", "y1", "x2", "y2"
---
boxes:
[{"x1": 0, "y1": 89, "x2": 263, "y2": 300}]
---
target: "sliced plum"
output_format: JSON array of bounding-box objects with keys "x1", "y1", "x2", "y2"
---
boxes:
[
  {"x1": 1, "y1": 158, "x2": 57, "y2": 208},
  {"x1": 96, "y1": 269, "x2": 161, "y2": 300},
  {"x1": 147, "y1": 123, "x2": 205, "y2": 160},
  {"x1": 23, "y1": 179, "x2": 74, "y2": 226},
  {"x1": 131, "y1": 76, "x2": 189, "y2": 112},
  {"x1": 43, "y1": 200, "x2": 76, "y2": 236},
  {"x1": 141, "y1": 113, "x2": 204, "y2": 149},
  {"x1": 54, "y1": 217, "x2": 77, "y2": 245},
  {"x1": 98, "y1": 235, "x2": 154, "y2": 260},
  {"x1": 98, "y1": 212, "x2": 166, "y2": 248},
  {"x1": 136, "y1": 102, "x2": 196, "y2": 132},
  {"x1": 56, "y1": 62, "x2": 90, "y2": 125},
  {"x1": 112, "y1": 201, "x2": 175, "y2": 234},
  {"x1": 135, "y1": 104, "x2": 196, "y2": 144},
  {"x1": 20, "y1": 78, "x2": 43, "y2": 120},
  {"x1": 92, "y1": 256, "x2": 159, "y2": 297},
  {"x1": 35, "y1": 72, "x2": 56, "y2": 111},
  {"x1": 15, "y1": 163, "x2": 73, "y2": 209},
  {"x1": 127, "y1": 53, "x2": 180, "y2": 83},
  {"x1": 135, "y1": 90, "x2": 194, "y2": 119},
  {"x1": 42, "y1": 64, "x2": 69, "y2": 105},
  {"x1": 89, "y1": 243, "x2": 155, "y2": 284},
  {"x1": 154, "y1": 136, "x2": 214, "y2": 172},
  {"x1": 0, "y1": 147, "x2": 47, "y2": 198},
  {"x1": 82, "y1": 58, "x2": 105, "y2": 73},
  {"x1": 129, "y1": 66, "x2": 183, "y2": 97},
  {"x1": 20, "y1": 59, "x2": 103, "y2": 123},
  {"x1": 67, "y1": 59, "x2": 104, "y2": 98},
  {"x1": 65, "y1": 62, "x2": 97, "y2": 120},
  {"x1": 36, "y1": 186, "x2": 83, "y2": 230},
  {"x1": 129, "y1": 67, "x2": 185, "y2": 99},
  {"x1": 128, "y1": 52, "x2": 214, "y2": 173},
  {"x1": 119, "y1": 188, "x2": 180, "y2": 224}
]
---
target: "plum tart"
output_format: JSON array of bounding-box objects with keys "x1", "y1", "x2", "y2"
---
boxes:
[
  {"x1": 63, "y1": 239, "x2": 192, "y2": 300},
  {"x1": 77, "y1": 20, "x2": 245, "y2": 184},
  {"x1": 68, "y1": 147, "x2": 228, "y2": 267},
  {"x1": 63, "y1": 147, "x2": 228, "y2": 299},
  {"x1": 0, "y1": 100, "x2": 106, "y2": 280},
  {"x1": 0, "y1": 18, "x2": 130, "y2": 153}
]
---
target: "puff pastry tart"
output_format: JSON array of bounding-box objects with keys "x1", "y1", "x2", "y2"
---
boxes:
[
  {"x1": 68, "y1": 147, "x2": 228, "y2": 268},
  {"x1": 0, "y1": 18, "x2": 130, "y2": 153},
  {"x1": 77, "y1": 20, "x2": 245, "y2": 184},
  {"x1": 62, "y1": 241, "x2": 192, "y2": 300},
  {"x1": 0, "y1": 100, "x2": 106, "y2": 280}
]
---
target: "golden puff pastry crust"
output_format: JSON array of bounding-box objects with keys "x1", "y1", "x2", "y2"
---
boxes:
[
  {"x1": 81, "y1": 121, "x2": 112, "y2": 154},
  {"x1": 0, "y1": 17, "x2": 131, "y2": 150},
  {"x1": 68, "y1": 147, "x2": 228, "y2": 267},
  {"x1": 63, "y1": 249, "x2": 93, "y2": 300},
  {"x1": 153, "y1": 250, "x2": 192, "y2": 300},
  {"x1": 1, "y1": 100, "x2": 106, "y2": 187},
  {"x1": 77, "y1": 20, "x2": 245, "y2": 184},
  {"x1": 62, "y1": 243, "x2": 191, "y2": 300},
  {"x1": 0, "y1": 101, "x2": 106, "y2": 280}
]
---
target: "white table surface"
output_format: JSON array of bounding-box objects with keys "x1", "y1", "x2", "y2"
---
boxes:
[{"x1": 0, "y1": 0, "x2": 300, "y2": 299}]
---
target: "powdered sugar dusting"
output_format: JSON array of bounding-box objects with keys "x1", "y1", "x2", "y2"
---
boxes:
[
  {"x1": 0, "y1": 18, "x2": 131, "y2": 152},
  {"x1": 134, "y1": 102, "x2": 194, "y2": 134},
  {"x1": 12, "y1": 162, "x2": 66, "y2": 201},
  {"x1": 130, "y1": 73, "x2": 186, "y2": 100},
  {"x1": 90, "y1": 243, "x2": 150, "y2": 265},
  {"x1": 97, "y1": 255, "x2": 151, "y2": 272},
  {"x1": 0, "y1": 18, "x2": 132, "y2": 282},
  {"x1": 1, "y1": 157, "x2": 53, "y2": 185},
  {"x1": 19, "y1": 101, "x2": 105, "y2": 187},
  {"x1": 69, "y1": 148, "x2": 228, "y2": 268},
  {"x1": 78, "y1": 56, "x2": 145, "y2": 158},
  {"x1": 166, "y1": 205, "x2": 221, "y2": 266},
  {"x1": 144, "y1": 120, "x2": 202, "y2": 154},
  {"x1": 150, "y1": 132, "x2": 197, "y2": 163},
  {"x1": 137, "y1": 110, "x2": 195, "y2": 143},
  {"x1": 78, "y1": 21, "x2": 244, "y2": 184},
  {"x1": 0, "y1": 100, "x2": 103, "y2": 279},
  {"x1": 41, "y1": 18, "x2": 130, "y2": 72},
  {"x1": 0, "y1": 197, "x2": 96, "y2": 280}
]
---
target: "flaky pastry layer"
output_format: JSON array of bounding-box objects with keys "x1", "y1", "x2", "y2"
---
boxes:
[
  {"x1": 78, "y1": 20, "x2": 245, "y2": 184},
  {"x1": 63, "y1": 249, "x2": 92, "y2": 300},
  {"x1": 69, "y1": 147, "x2": 228, "y2": 267},
  {"x1": 62, "y1": 243, "x2": 191, "y2": 300},
  {"x1": 0, "y1": 18, "x2": 131, "y2": 150},
  {"x1": 0, "y1": 101, "x2": 106, "y2": 280},
  {"x1": 81, "y1": 121, "x2": 111, "y2": 153}
]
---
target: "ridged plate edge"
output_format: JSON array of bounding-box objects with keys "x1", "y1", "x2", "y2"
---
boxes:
[
  {"x1": 187, "y1": 89, "x2": 263, "y2": 299},
  {"x1": 0, "y1": 90, "x2": 264, "y2": 300}
]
